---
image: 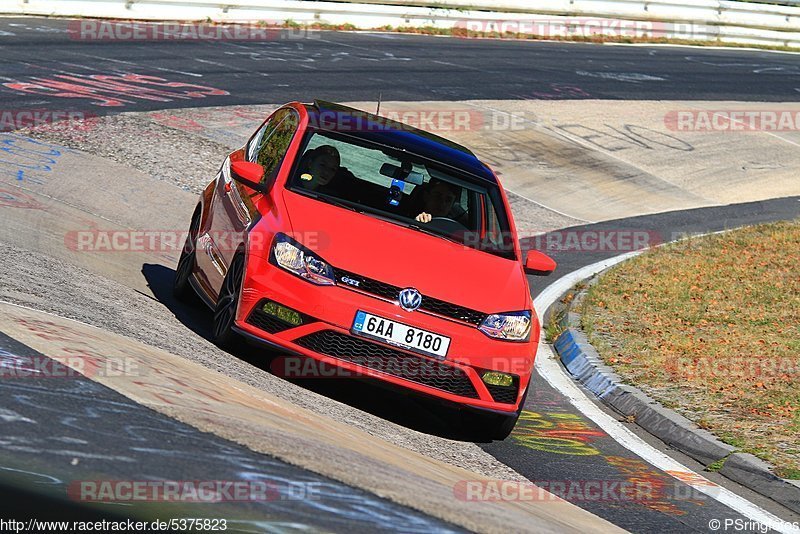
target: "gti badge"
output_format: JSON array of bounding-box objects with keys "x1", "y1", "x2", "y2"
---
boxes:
[
  {"x1": 398, "y1": 288, "x2": 422, "y2": 312},
  {"x1": 340, "y1": 276, "x2": 361, "y2": 287}
]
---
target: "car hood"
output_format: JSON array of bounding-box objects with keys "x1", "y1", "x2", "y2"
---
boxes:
[{"x1": 282, "y1": 190, "x2": 528, "y2": 313}]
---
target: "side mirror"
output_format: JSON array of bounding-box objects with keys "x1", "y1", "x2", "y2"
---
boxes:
[
  {"x1": 524, "y1": 250, "x2": 556, "y2": 276},
  {"x1": 230, "y1": 161, "x2": 267, "y2": 193}
]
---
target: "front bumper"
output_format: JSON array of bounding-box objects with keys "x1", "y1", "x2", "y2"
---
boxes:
[{"x1": 236, "y1": 254, "x2": 536, "y2": 413}]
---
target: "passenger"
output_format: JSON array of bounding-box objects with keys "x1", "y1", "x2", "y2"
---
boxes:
[
  {"x1": 297, "y1": 145, "x2": 358, "y2": 198},
  {"x1": 413, "y1": 179, "x2": 459, "y2": 223}
]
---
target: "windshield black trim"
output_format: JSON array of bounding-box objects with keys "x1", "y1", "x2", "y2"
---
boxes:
[
  {"x1": 304, "y1": 127, "x2": 494, "y2": 189},
  {"x1": 285, "y1": 130, "x2": 518, "y2": 261}
]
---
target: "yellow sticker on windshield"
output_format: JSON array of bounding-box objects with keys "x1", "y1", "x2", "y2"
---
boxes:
[{"x1": 300, "y1": 173, "x2": 313, "y2": 181}]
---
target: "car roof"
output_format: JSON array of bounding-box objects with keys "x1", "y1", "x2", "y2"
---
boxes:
[{"x1": 304, "y1": 100, "x2": 497, "y2": 184}]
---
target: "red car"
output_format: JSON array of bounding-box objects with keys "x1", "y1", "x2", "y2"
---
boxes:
[{"x1": 173, "y1": 100, "x2": 556, "y2": 440}]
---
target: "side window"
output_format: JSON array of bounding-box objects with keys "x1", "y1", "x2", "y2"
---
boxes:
[
  {"x1": 256, "y1": 110, "x2": 299, "y2": 183},
  {"x1": 247, "y1": 112, "x2": 281, "y2": 163},
  {"x1": 483, "y1": 194, "x2": 513, "y2": 253}
]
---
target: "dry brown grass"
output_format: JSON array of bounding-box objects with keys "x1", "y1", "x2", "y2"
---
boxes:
[
  {"x1": 582, "y1": 221, "x2": 800, "y2": 478},
  {"x1": 283, "y1": 20, "x2": 800, "y2": 52}
]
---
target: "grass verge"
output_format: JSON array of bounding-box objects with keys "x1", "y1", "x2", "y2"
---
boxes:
[{"x1": 581, "y1": 221, "x2": 800, "y2": 478}]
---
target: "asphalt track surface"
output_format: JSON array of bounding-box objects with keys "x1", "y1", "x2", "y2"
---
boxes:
[
  {"x1": 262, "y1": 198, "x2": 800, "y2": 532},
  {"x1": 485, "y1": 196, "x2": 800, "y2": 532},
  {"x1": 3, "y1": 188, "x2": 797, "y2": 531},
  {"x1": 1, "y1": 14, "x2": 800, "y2": 533},
  {"x1": 0, "y1": 331, "x2": 462, "y2": 532},
  {"x1": 1, "y1": 16, "x2": 800, "y2": 117}
]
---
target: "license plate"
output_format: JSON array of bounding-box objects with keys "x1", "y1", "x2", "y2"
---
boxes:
[{"x1": 352, "y1": 311, "x2": 450, "y2": 359}]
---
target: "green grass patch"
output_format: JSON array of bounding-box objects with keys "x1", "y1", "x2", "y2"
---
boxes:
[
  {"x1": 584, "y1": 220, "x2": 800, "y2": 478},
  {"x1": 706, "y1": 457, "x2": 727, "y2": 472}
]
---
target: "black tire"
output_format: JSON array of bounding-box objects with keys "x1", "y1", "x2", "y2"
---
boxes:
[
  {"x1": 463, "y1": 381, "x2": 530, "y2": 442},
  {"x1": 462, "y1": 410, "x2": 520, "y2": 442},
  {"x1": 211, "y1": 252, "x2": 245, "y2": 350},
  {"x1": 173, "y1": 206, "x2": 201, "y2": 303}
]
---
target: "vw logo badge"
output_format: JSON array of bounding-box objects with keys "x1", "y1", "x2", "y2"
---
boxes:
[{"x1": 398, "y1": 288, "x2": 422, "y2": 312}]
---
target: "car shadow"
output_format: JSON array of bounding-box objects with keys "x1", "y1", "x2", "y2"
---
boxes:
[
  {"x1": 141, "y1": 263, "x2": 480, "y2": 442},
  {"x1": 141, "y1": 263, "x2": 213, "y2": 342}
]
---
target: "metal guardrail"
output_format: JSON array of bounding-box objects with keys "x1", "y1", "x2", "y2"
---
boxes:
[
  {"x1": 742, "y1": 0, "x2": 800, "y2": 6},
  {"x1": 324, "y1": 0, "x2": 800, "y2": 8},
  {"x1": 3, "y1": 0, "x2": 800, "y2": 47}
]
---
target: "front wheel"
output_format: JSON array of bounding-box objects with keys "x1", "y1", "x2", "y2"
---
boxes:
[
  {"x1": 211, "y1": 253, "x2": 245, "y2": 350},
  {"x1": 462, "y1": 410, "x2": 520, "y2": 442},
  {"x1": 462, "y1": 382, "x2": 530, "y2": 442}
]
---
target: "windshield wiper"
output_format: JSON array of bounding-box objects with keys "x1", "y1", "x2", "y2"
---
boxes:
[
  {"x1": 408, "y1": 224, "x2": 515, "y2": 259},
  {"x1": 407, "y1": 223, "x2": 465, "y2": 246},
  {"x1": 302, "y1": 191, "x2": 360, "y2": 213}
]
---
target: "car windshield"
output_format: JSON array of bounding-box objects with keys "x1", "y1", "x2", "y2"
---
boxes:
[{"x1": 286, "y1": 130, "x2": 517, "y2": 260}]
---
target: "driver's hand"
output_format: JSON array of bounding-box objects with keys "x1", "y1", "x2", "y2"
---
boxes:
[{"x1": 415, "y1": 212, "x2": 432, "y2": 223}]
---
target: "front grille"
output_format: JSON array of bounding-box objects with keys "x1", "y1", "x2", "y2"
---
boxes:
[
  {"x1": 485, "y1": 378, "x2": 519, "y2": 405},
  {"x1": 295, "y1": 330, "x2": 479, "y2": 399},
  {"x1": 335, "y1": 267, "x2": 398, "y2": 300},
  {"x1": 334, "y1": 267, "x2": 487, "y2": 326},
  {"x1": 419, "y1": 295, "x2": 488, "y2": 325},
  {"x1": 246, "y1": 300, "x2": 314, "y2": 335}
]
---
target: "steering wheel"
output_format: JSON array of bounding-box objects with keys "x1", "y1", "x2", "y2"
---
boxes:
[{"x1": 427, "y1": 217, "x2": 467, "y2": 235}]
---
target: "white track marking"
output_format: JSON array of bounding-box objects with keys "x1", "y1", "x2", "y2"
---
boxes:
[
  {"x1": 71, "y1": 51, "x2": 203, "y2": 78},
  {"x1": 575, "y1": 70, "x2": 666, "y2": 83},
  {"x1": 464, "y1": 100, "x2": 709, "y2": 198},
  {"x1": 461, "y1": 100, "x2": 708, "y2": 212},
  {"x1": 457, "y1": 101, "x2": 595, "y2": 223},
  {"x1": 709, "y1": 111, "x2": 800, "y2": 149},
  {"x1": 602, "y1": 42, "x2": 800, "y2": 55},
  {"x1": 506, "y1": 187, "x2": 593, "y2": 224},
  {"x1": 0, "y1": 408, "x2": 35, "y2": 424},
  {"x1": 432, "y1": 59, "x2": 482, "y2": 71},
  {"x1": 534, "y1": 250, "x2": 800, "y2": 533},
  {"x1": 195, "y1": 56, "x2": 271, "y2": 77}
]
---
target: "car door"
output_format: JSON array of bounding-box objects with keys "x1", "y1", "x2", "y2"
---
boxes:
[{"x1": 199, "y1": 108, "x2": 300, "y2": 299}]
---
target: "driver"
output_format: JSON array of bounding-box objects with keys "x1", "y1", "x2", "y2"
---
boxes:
[{"x1": 414, "y1": 179, "x2": 459, "y2": 223}]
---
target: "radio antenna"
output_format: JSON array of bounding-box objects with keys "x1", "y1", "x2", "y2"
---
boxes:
[{"x1": 376, "y1": 93, "x2": 382, "y2": 116}]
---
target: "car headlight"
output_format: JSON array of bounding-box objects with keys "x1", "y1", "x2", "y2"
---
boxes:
[
  {"x1": 270, "y1": 233, "x2": 335, "y2": 286},
  {"x1": 479, "y1": 311, "x2": 532, "y2": 341}
]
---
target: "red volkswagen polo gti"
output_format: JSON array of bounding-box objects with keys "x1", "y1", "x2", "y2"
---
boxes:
[{"x1": 173, "y1": 101, "x2": 556, "y2": 440}]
